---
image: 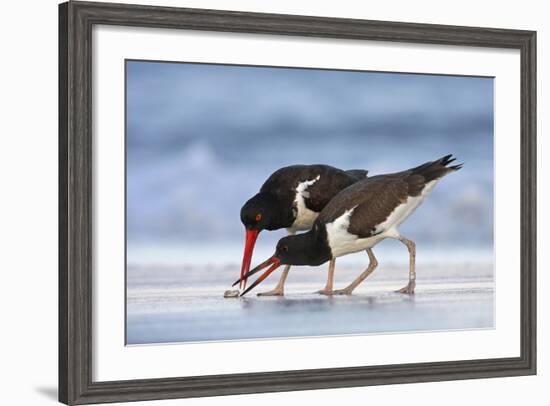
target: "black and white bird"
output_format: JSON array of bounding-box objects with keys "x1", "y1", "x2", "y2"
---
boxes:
[
  {"x1": 238, "y1": 164, "x2": 368, "y2": 296},
  {"x1": 237, "y1": 155, "x2": 462, "y2": 296}
]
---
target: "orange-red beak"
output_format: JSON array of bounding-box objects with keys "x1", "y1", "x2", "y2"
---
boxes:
[
  {"x1": 239, "y1": 228, "x2": 260, "y2": 290},
  {"x1": 237, "y1": 255, "x2": 281, "y2": 296}
]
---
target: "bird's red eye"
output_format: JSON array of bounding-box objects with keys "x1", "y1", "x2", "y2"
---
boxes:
[{"x1": 255, "y1": 213, "x2": 262, "y2": 222}]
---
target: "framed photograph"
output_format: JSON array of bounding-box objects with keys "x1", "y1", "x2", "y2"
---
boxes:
[{"x1": 59, "y1": 1, "x2": 536, "y2": 404}]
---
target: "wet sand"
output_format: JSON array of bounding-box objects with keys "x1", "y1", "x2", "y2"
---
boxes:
[{"x1": 126, "y1": 261, "x2": 494, "y2": 345}]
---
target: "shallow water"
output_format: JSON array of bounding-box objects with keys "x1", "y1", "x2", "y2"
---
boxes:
[{"x1": 126, "y1": 262, "x2": 494, "y2": 345}]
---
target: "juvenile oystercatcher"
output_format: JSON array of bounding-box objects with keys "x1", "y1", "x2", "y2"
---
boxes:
[
  {"x1": 237, "y1": 155, "x2": 462, "y2": 296},
  {"x1": 238, "y1": 164, "x2": 368, "y2": 296}
]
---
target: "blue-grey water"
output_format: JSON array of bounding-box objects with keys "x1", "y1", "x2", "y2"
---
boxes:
[{"x1": 126, "y1": 61, "x2": 494, "y2": 250}]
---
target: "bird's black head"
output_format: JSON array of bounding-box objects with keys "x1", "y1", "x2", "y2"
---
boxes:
[
  {"x1": 240, "y1": 192, "x2": 280, "y2": 232},
  {"x1": 235, "y1": 227, "x2": 331, "y2": 296},
  {"x1": 275, "y1": 231, "x2": 330, "y2": 267},
  {"x1": 239, "y1": 192, "x2": 285, "y2": 291}
]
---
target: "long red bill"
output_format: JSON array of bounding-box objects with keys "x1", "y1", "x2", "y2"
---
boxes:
[
  {"x1": 240, "y1": 229, "x2": 260, "y2": 290},
  {"x1": 232, "y1": 255, "x2": 273, "y2": 287},
  {"x1": 239, "y1": 256, "x2": 281, "y2": 297}
]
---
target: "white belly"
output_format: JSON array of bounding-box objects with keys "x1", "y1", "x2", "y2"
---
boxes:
[
  {"x1": 289, "y1": 206, "x2": 319, "y2": 232},
  {"x1": 326, "y1": 207, "x2": 392, "y2": 257}
]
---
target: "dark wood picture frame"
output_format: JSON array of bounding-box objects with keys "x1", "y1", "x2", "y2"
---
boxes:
[{"x1": 59, "y1": 1, "x2": 537, "y2": 404}]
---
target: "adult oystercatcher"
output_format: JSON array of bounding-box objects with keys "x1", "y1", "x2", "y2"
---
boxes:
[
  {"x1": 237, "y1": 155, "x2": 462, "y2": 296},
  {"x1": 238, "y1": 164, "x2": 368, "y2": 296}
]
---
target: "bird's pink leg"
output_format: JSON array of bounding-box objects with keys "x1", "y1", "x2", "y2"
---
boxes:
[
  {"x1": 317, "y1": 258, "x2": 336, "y2": 295},
  {"x1": 396, "y1": 236, "x2": 416, "y2": 294},
  {"x1": 334, "y1": 248, "x2": 378, "y2": 295},
  {"x1": 257, "y1": 265, "x2": 291, "y2": 296},
  {"x1": 257, "y1": 230, "x2": 295, "y2": 297}
]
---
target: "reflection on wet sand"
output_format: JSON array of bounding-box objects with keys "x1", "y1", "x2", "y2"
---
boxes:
[{"x1": 127, "y1": 262, "x2": 494, "y2": 345}]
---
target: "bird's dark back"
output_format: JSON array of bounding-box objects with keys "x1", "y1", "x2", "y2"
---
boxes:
[
  {"x1": 260, "y1": 164, "x2": 367, "y2": 213},
  {"x1": 316, "y1": 155, "x2": 462, "y2": 230}
]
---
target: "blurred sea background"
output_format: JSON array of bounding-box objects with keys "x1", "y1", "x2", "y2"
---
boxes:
[{"x1": 126, "y1": 60, "x2": 494, "y2": 345}]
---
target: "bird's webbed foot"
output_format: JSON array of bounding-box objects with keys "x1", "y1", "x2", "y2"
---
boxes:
[
  {"x1": 396, "y1": 280, "x2": 416, "y2": 294},
  {"x1": 257, "y1": 288, "x2": 284, "y2": 297},
  {"x1": 316, "y1": 288, "x2": 335, "y2": 296},
  {"x1": 333, "y1": 288, "x2": 354, "y2": 295}
]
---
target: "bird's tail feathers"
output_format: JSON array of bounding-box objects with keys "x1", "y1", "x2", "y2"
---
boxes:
[{"x1": 411, "y1": 154, "x2": 463, "y2": 182}]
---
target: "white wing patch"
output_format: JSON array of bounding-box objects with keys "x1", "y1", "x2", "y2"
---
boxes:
[
  {"x1": 288, "y1": 175, "x2": 321, "y2": 232},
  {"x1": 374, "y1": 180, "x2": 438, "y2": 234},
  {"x1": 325, "y1": 180, "x2": 439, "y2": 258},
  {"x1": 325, "y1": 206, "x2": 384, "y2": 257}
]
